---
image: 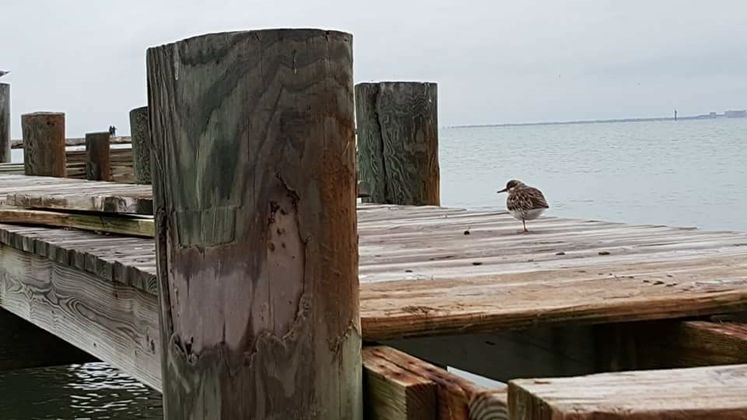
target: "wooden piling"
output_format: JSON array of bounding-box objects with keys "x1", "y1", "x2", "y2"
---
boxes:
[
  {"x1": 147, "y1": 29, "x2": 361, "y2": 419},
  {"x1": 0, "y1": 83, "x2": 9, "y2": 163},
  {"x1": 129, "y1": 106, "x2": 151, "y2": 184},
  {"x1": 85, "y1": 131, "x2": 111, "y2": 181},
  {"x1": 21, "y1": 112, "x2": 66, "y2": 177},
  {"x1": 355, "y1": 82, "x2": 440, "y2": 206}
]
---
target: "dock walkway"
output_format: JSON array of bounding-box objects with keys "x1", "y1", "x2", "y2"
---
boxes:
[{"x1": 2, "y1": 174, "x2": 747, "y2": 406}]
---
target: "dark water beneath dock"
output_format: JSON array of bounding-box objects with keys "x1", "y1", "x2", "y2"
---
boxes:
[{"x1": 2, "y1": 117, "x2": 746, "y2": 417}]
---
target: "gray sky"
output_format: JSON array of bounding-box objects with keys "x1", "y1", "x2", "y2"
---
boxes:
[{"x1": 2, "y1": 0, "x2": 746, "y2": 137}]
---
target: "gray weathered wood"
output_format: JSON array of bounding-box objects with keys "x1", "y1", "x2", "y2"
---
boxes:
[
  {"x1": 129, "y1": 106, "x2": 152, "y2": 184},
  {"x1": 147, "y1": 29, "x2": 361, "y2": 419},
  {"x1": 0, "y1": 84, "x2": 9, "y2": 163},
  {"x1": 0, "y1": 307, "x2": 94, "y2": 371},
  {"x1": 85, "y1": 131, "x2": 111, "y2": 181},
  {"x1": 356, "y1": 82, "x2": 440, "y2": 206},
  {"x1": 0, "y1": 245, "x2": 160, "y2": 389},
  {"x1": 21, "y1": 112, "x2": 66, "y2": 177}
]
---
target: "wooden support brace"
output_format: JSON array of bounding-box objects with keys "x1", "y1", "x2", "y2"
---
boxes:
[{"x1": 363, "y1": 346, "x2": 508, "y2": 420}]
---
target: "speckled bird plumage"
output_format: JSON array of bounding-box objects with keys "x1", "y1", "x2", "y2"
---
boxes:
[{"x1": 497, "y1": 179, "x2": 549, "y2": 232}]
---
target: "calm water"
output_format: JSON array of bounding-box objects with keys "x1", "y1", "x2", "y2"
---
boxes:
[{"x1": 2, "y1": 117, "x2": 746, "y2": 417}]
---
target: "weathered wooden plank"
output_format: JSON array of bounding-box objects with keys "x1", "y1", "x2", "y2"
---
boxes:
[
  {"x1": 0, "y1": 83, "x2": 9, "y2": 163},
  {"x1": 21, "y1": 112, "x2": 66, "y2": 177},
  {"x1": 0, "y1": 208, "x2": 154, "y2": 237},
  {"x1": 147, "y1": 28, "x2": 360, "y2": 419},
  {"x1": 129, "y1": 106, "x2": 151, "y2": 184},
  {"x1": 508, "y1": 364, "x2": 747, "y2": 419},
  {"x1": 363, "y1": 346, "x2": 508, "y2": 420},
  {"x1": 0, "y1": 244, "x2": 160, "y2": 389},
  {"x1": 361, "y1": 257, "x2": 747, "y2": 340},
  {"x1": 0, "y1": 307, "x2": 94, "y2": 371},
  {"x1": 356, "y1": 82, "x2": 440, "y2": 206}
]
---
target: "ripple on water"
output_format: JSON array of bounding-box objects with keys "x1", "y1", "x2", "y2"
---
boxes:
[{"x1": 0, "y1": 362, "x2": 162, "y2": 419}]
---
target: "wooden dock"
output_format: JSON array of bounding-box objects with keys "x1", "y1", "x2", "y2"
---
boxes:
[
  {"x1": 3, "y1": 174, "x2": 747, "y2": 340},
  {"x1": 1, "y1": 173, "x2": 747, "y2": 419}
]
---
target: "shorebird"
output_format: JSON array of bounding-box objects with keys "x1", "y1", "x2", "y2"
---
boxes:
[
  {"x1": 0, "y1": 70, "x2": 9, "y2": 78},
  {"x1": 497, "y1": 179, "x2": 549, "y2": 232}
]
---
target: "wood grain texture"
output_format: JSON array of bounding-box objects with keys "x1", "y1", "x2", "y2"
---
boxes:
[
  {"x1": 363, "y1": 346, "x2": 508, "y2": 420},
  {"x1": 147, "y1": 29, "x2": 360, "y2": 419},
  {"x1": 0, "y1": 208, "x2": 154, "y2": 238},
  {"x1": 0, "y1": 244, "x2": 161, "y2": 389},
  {"x1": 85, "y1": 132, "x2": 111, "y2": 181},
  {"x1": 21, "y1": 112, "x2": 66, "y2": 177},
  {"x1": 129, "y1": 106, "x2": 151, "y2": 184},
  {"x1": 356, "y1": 82, "x2": 440, "y2": 206},
  {"x1": 364, "y1": 347, "x2": 437, "y2": 420},
  {"x1": 0, "y1": 307, "x2": 94, "y2": 371},
  {"x1": 0, "y1": 84, "x2": 9, "y2": 163},
  {"x1": 508, "y1": 364, "x2": 747, "y2": 419}
]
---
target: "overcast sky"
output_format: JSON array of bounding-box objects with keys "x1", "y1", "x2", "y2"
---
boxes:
[{"x1": 2, "y1": 0, "x2": 746, "y2": 137}]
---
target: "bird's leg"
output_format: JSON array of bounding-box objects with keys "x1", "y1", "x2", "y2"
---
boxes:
[{"x1": 522, "y1": 219, "x2": 528, "y2": 233}]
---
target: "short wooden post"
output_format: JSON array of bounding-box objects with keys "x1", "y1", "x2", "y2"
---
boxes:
[
  {"x1": 85, "y1": 131, "x2": 111, "y2": 181},
  {"x1": 21, "y1": 112, "x2": 66, "y2": 177},
  {"x1": 147, "y1": 29, "x2": 361, "y2": 419},
  {"x1": 129, "y1": 106, "x2": 151, "y2": 184},
  {"x1": 0, "y1": 83, "x2": 10, "y2": 163},
  {"x1": 355, "y1": 82, "x2": 440, "y2": 206}
]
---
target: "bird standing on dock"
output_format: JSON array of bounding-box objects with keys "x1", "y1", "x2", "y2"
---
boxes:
[{"x1": 497, "y1": 179, "x2": 549, "y2": 232}]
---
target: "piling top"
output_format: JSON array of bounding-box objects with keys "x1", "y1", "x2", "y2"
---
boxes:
[
  {"x1": 21, "y1": 112, "x2": 64, "y2": 117},
  {"x1": 148, "y1": 28, "x2": 352, "y2": 51},
  {"x1": 356, "y1": 81, "x2": 437, "y2": 87}
]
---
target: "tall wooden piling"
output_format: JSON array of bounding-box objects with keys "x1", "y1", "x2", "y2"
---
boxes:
[
  {"x1": 129, "y1": 106, "x2": 151, "y2": 184},
  {"x1": 355, "y1": 82, "x2": 440, "y2": 206},
  {"x1": 147, "y1": 29, "x2": 361, "y2": 419},
  {"x1": 21, "y1": 112, "x2": 66, "y2": 177},
  {"x1": 0, "y1": 84, "x2": 9, "y2": 163},
  {"x1": 85, "y1": 131, "x2": 111, "y2": 181}
]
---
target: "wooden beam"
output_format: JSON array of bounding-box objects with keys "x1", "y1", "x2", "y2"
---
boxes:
[
  {"x1": 0, "y1": 83, "x2": 9, "y2": 163},
  {"x1": 0, "y1": 307, "x2": 94, "y2": 371},
  {"x1": 129, "y1": 106, "x2": 151, "y2": 184},
  {"x1": 595, "y1": 319, "x2": 747, "y2": 371},
  {"x1": 147, "y1": 28, "x2": 360, "y2": 419},
  {"x1": 0, "y1": 208, "x2": 154, "y2": 237},
  {"x1": 508, "y1": 364, "x2": 747, "y2": 419},
  {"x1": 85, "y1": 132, "x2": 111, "y2": 181},
  {"x1": 356, "y1": 81, "x2": 440, "y2": 206},
  {"x1": 0, "y1": 244, "x2": 160, "y2": 389},
  {"x1": 21, "y1": 112, "x2": 66, "y2": 177},
  {"x1": 363, "y1": 346, "x2": 508, "y2": 420}
]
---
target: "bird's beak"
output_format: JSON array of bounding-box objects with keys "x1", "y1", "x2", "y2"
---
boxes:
[{"x1": 497, "y1": 188, "x2": 507, "y2": 194}]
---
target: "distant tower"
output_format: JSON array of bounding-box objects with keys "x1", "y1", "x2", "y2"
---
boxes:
[{"x1": 674, "y1": 109, "x2": 678, "y2": 121}]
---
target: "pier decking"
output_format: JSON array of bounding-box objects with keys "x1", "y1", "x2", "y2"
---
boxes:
[{"x1": 2, "y1": 174, "x2": 747, "y2": 417}]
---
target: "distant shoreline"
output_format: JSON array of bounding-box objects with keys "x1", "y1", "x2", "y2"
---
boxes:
[{"x1": 448, "y1": 111, "x2": 746, "y2": 129}]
